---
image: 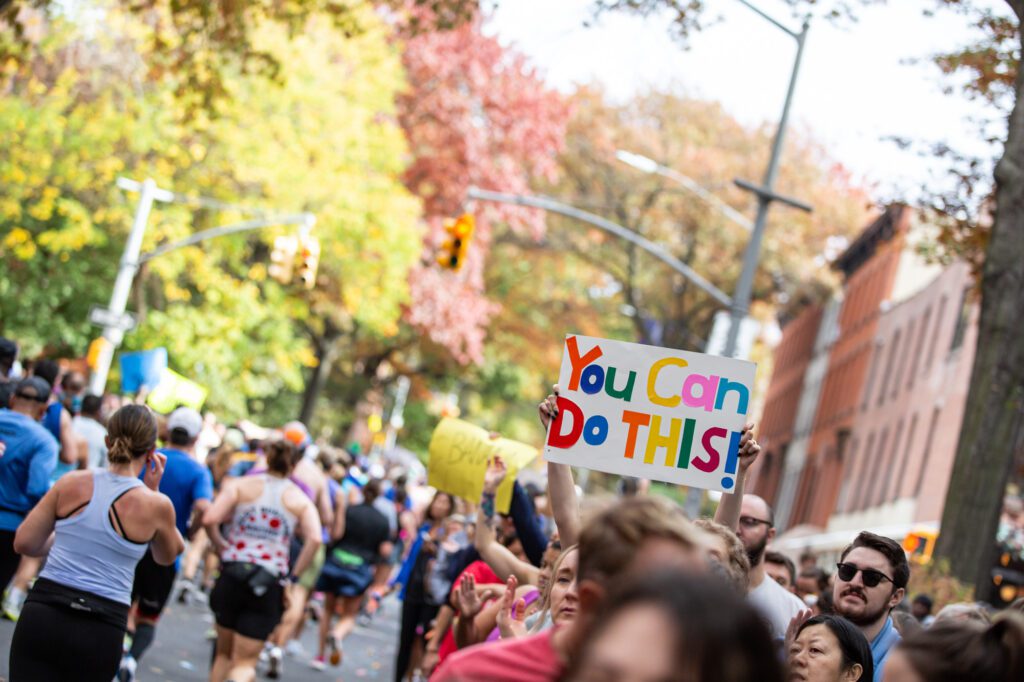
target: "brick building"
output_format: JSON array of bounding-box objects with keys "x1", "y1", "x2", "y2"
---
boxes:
[{"x1": 753, "y1": 205, "x2": 979, "y2": 559}]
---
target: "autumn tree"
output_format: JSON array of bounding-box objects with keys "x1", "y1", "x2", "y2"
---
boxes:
[
  {"x1": 1, "y1": 3, "x2": 423, "y2": 422},
  {"x1": 535, "y1": 86, "x2": 869, "y2": 352},
  {"x1": 600, "y1": 0, "x2": 1023, "y2": 594}
]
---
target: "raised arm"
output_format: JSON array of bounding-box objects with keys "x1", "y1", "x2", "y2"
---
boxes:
[
  {"x1": 713, "y1": 423, "x2": 760, "y2": 532},
  {"x1": 539, "y1": 386, "x2": 580, "y2": 546},
  {"x1": 475, "y1": 457, "x2": 539, "y2": 585}
]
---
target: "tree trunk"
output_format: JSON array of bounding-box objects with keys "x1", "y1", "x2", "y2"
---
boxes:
[
  {"x1": 299, "y1": 320, "x2": 341, "y2": 425},
  {"x1": 934, "y1": 9, "x2": 1024, "y2": 596}
]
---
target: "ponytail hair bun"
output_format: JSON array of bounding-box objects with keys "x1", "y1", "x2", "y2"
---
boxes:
[
  {"x1": 106, "y1": 404, "x2": 157, "y2": 465},
  {"x1": 266, "y1": 439, "x2": 298, "y2": 476}
]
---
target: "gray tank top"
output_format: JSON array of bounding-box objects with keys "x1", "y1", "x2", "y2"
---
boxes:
[{"x1": 40, "y1": 470, "x2": 149, "y2": 605}]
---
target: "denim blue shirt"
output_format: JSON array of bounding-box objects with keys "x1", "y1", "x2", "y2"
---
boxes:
[{"x1": 871, "y1": 616, "x2": 901, "y2": 682}]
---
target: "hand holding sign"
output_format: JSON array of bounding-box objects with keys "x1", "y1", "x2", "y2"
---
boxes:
[
  {"x1": 544, "y1": 334, "x2": 756, "y2": 493},
  {"x1": 428, "y1": 418, "x2": 538, "y2": 513}
]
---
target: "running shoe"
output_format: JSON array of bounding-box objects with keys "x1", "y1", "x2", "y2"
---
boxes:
[
  {"x1": 116, "y1": 654, "x2": 137, "y2": 682},
  {"x1": 2, "y1": 587, "x2": 25, "y2": 621},
  {"x1": 267, "y1": 645, "x2": 284, "y2": 679},
  {"x1": 328, "y1": 635, "x2": 342, "y2": 667},
  {"x1": 285, "y1": 639, "x2": 307, "y2": 658},
  {"x1": 310, "y1": 655, "x2": 327, "y2": 671}
]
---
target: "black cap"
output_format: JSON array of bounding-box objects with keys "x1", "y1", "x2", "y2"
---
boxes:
[
  {"x1": 0, "y1": 337, "x2": 17, "y2": 364},
  {"x1": 15, "y1": 376, "x2": 51, "y2": 400}
]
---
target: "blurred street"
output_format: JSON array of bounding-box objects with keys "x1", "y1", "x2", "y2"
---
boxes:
[{"x1": 0, "y1": 591, "x2": 399, "y2": 682}]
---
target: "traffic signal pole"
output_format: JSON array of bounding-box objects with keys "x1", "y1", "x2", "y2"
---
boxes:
[
  {"x1": 88, "y1": 177, "x2": 315, "y2": 395},
  {"x1": 88, "y1": 179, "x2": 159, "y2": 395}
]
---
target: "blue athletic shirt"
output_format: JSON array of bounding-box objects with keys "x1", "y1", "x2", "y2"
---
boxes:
[
  {"x1": 0, "y1": 409, "x2": 59, "y2": 531},
  {"x1": 144, "y1": 448, "x2": 214, "y2": 537}
]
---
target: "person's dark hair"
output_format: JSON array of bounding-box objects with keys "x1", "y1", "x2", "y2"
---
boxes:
[
  {"x1": 801, "y1": 566, "x2": 830, "y2": 591},
  {"x1": 32, "y1": 358, "x2": 60, "y2": 388},
  {"x1": 394, "y1": 488, "x2": 408, "y2": 506},
  {"x1": 265, "y1": 439, "x2": 298, "y2": 476},
  {"x1": 566, "y1": 570, "x2": 784, "y2": 682},
  {"x1": 80, "y1": 394, "x2": 102, "y2": 417},
  {"x1": 897, "y1": 612, "x2": 1024, "y2": 682},
  {"x1": 839, "y1": 531, "x2": 910, "y2": 590},
  {"x1": 0, "y1": 337, "x2": 18, "y2": 372},
  {"x1": 107, "y1": 405, "x2": 158, "y2": 465},
  {"x1": 818, "y1": 588, "x2": 836, "y2": 615},
  {"x1": 765, "y1": 550, "x2": 796, "y2": 586},
  {"x1": 796, "y1": 615, "x2": 874, "y2": 682},
  {"x1": 169, "y1": 427, "x2": 193, "y2": 447},
  {"x1": 363, "y1": 479, "x2": 382, "y2": 505},
  {"x1": 913, "y1": 594, "x2": 934, "y2": 611}
]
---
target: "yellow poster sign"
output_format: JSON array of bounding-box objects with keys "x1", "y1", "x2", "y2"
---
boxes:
[
  {"x1": 146, "y1": 368, "x2": 208, "y2": 414},
  {"x1": 427, "y1": 418, "x2": 539, "y2": 513}
]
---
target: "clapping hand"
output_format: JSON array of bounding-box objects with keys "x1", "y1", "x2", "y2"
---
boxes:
[
  {"x1": 496, "y1": 575, "x2": 529, "y2": 640},
  {"x1": 454, "y1": 573, "x2": 497, "y2": 619}
]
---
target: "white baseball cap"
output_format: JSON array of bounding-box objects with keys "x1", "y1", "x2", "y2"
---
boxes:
[{"x1": 167, "y1": 407, "x2": 203, "y2": 439}]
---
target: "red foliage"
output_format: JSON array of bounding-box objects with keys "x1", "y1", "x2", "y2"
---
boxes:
[{"x1": 397, "y1": 14, "x2": 571, "y2": 364}]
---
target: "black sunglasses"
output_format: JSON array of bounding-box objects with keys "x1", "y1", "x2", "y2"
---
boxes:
[
  {"x1": 836, "y1": 562, "x2": 894, "y2": 588},
  {"x1": 739, "y1": 515, "x2": 773, "y2": 529},
  {"x1": 15, "y1": 392, "x2": 48, "y2": 404}
]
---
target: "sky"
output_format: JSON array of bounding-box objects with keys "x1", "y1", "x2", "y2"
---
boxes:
[{"x1": 487, "y1": 0, "x2": 1006, "y2": 199}]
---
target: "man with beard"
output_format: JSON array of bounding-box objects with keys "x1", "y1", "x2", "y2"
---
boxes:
[
  {"x1": 831, "y1": 531, "x2": 908, "y2": 682},
  {"x1": 724, "y1": 494, "x2": 805, "y2": 641}
]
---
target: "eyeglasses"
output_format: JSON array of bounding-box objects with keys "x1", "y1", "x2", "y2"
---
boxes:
[
  {"x1": 15, "y1": 392, "x2": 48, "y2": 403},
  {"x1": 836, "y1": 562, "x2": 894, "y2": 588},
  {"x1": 738, "y1": 515, "x2": 773, "y2": 529}
]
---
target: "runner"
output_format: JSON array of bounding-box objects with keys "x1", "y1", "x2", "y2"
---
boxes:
[
  {"x1": 203, "y1": 438, "x2": 322, "y2": 682},
  {"x1": 0, "y1": 377, "x2": 58, "y2": 600},
  {"x1": 118, "y1": 406, "x2": 214, "y2": 682},
  {"x1": 8, "y1": 404, "x2": 184, "y2": 681},
  {"x1": 313, "y1": 478, "x2": 390, "y2": 670}
]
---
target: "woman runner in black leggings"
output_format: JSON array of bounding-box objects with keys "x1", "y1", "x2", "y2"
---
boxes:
[{"x1": 9, "y1": 404, "x2": 184, "y2": 681}]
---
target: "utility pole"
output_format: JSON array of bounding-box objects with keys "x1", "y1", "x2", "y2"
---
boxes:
[
  {"x1": 88, "y1": 179, "x2": 160, "y2": 396},
  {"x1": 88, "y1": 177, "x2": 315, "y2": 395},
  {"x1": 723, "y1": 1, "x2": 813, "y2": 358}
]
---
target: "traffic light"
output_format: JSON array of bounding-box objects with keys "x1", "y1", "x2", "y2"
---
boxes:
[
  {"x1": 269, "y1": 235, "x2": 298, "y2": 283},
  {"x1": 436, "y1": 213, "x2": 474, "y2": 271},
  {"x1": 296, "y1": 234, "x2": 321, "y2": 289}
]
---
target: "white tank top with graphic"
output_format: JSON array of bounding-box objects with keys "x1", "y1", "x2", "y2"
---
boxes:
[{"x1": 221, "y1": 475, "x2": 298, "y2": 577}]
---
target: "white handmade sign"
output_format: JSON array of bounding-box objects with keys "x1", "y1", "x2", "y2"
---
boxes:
[{"x1": 544, "y1": 334, "x2": 756, "y2": 492}]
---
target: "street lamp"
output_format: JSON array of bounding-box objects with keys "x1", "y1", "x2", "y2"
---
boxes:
[
  {"x1": 723, "y1": 0, "x2": 814, "y2": 358},
  {"x1": 615, "y1": 150, "x2": 754, "y2": 232}
]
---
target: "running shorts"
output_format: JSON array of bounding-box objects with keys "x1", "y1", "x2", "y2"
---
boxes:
[
  {"x1": 131, "y1": 549, "x2": 177, "y2": 619},
  {"x1": 10, "y1": 577, "x2": 128, "y2": 682},
  {"x1": 209, "y1": 562, "x2": 284, "y2": 641}
]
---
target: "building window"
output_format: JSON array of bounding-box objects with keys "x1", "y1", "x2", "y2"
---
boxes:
[
  {"x1": 876, "y1": 419, "x2": 904, "y2": 506},
  {"x1": 877, "y1": 331, "x2": 901, "y2": 406},
  {"x1": 892, "y1": 318, "x2": 915, "y2": 400},
  {"x1": 893, "y1": 414, "x2": 918, "y2": 501},
  {"x1": 861, "y1": 341, "x2": 883, "y2": 412},
  {"x1": 949, "y1": 286, "x2": 972, "y2": 354},
  {"x1": 858, "y1": 427, "x2": 889, "y2": 511},
  {"x1": 849, "y1": 430, "x2": 877, "y2": 512},
  {"x1": 924, "y1": 295, "x2": 948, "y2": 372},
  {"x1": 835, "y1": 436, "x2": 859, "y2": 512},
  {"x1": 914, "y1": 408, "x2": 942, "y2": 497},
  {"x1": 907, "y1": 307, "x2": 931, "y2": 389}
]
